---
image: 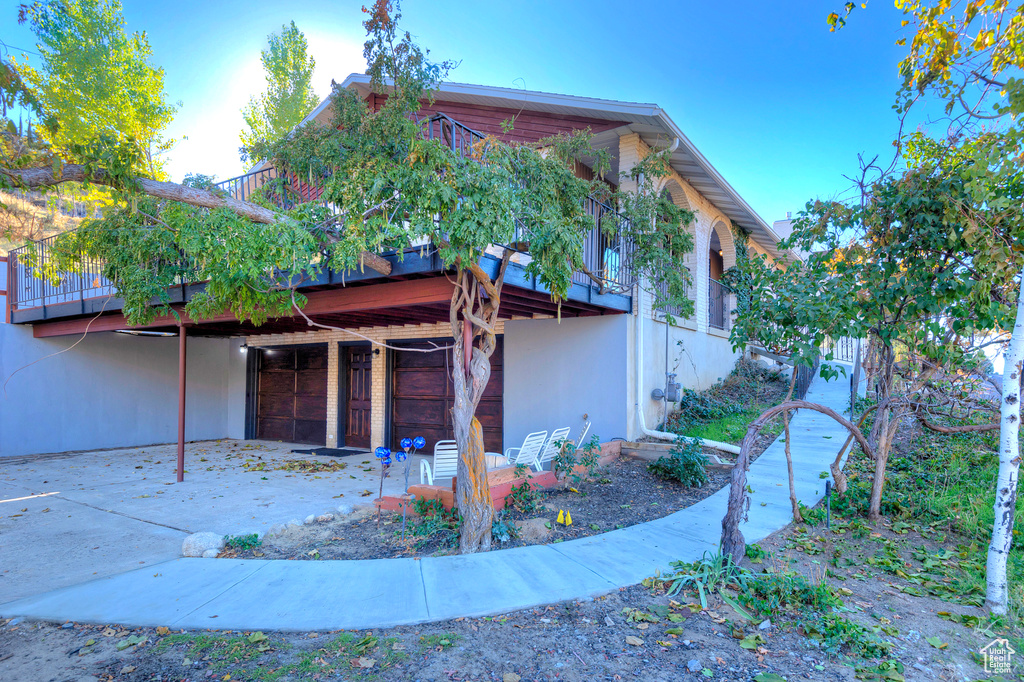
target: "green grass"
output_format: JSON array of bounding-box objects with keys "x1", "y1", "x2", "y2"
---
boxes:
[
  {"x1": 154, "y1": 631, "x2": 408, "y2": 681},
  {"x1": 680, "y1": 405, "x2": 784, "y2": 444}
]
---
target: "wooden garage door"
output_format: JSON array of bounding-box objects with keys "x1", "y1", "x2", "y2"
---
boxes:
[
  {"x1": 391, "y1": 338, "x2": 503, "y2": 453},
  {"x1": 257, "y1": 345, "x2": 328, "y2": 445}
]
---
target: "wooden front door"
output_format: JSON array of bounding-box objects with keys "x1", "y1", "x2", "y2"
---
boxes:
[
  {"x1": 256, "y1": 345, "x2": 328, "y2": 445},
  {"x1": 344, "y1": 346, "x2": 373, "y2": 448}
]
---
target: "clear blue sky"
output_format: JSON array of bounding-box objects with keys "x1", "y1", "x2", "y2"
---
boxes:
[{"x1": 0, "y1": 0, "x2": 916, "y2": 224}]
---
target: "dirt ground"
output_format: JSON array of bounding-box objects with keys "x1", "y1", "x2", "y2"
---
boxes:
[
  {"x1": 222, "y1": 458, "x2": 734, "y2": 562},
  {"x1": 2, "y1": 507, "x2": 1012, "y2": 682}
]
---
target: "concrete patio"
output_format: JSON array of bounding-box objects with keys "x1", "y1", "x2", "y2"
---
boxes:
[{"x1": 0, "y1": 440, "x2": 426, "y2": 602}]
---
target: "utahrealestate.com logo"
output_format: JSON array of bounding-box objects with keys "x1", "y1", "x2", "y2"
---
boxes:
[{"x1": 980, "y1": 638, "x2": 1015, "y2": 675}]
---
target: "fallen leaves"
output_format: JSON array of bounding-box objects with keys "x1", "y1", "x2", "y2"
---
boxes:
[{"x1": 624, "y1": 635, "x2": 644, "y2": 646}]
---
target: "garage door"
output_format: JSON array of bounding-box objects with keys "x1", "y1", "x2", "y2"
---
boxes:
[
  {"x1": 256, "y1": 345, "x2": 328, "y2": 445},
  {"x1": 391, "y1": 339, "x2": 503, "y2": 453}
]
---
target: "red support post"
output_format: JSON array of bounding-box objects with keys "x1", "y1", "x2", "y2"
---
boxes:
[{"x1": 177, "y1": 324, "x2": 186, "y2": 483}]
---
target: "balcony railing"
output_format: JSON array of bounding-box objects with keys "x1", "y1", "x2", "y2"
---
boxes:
[
  {"x1": 709, "y1": 278, "x2": 730, "y2": 331},
  {"x1": 7, "y1": 234, "x2": 115, "y2": 311},
  {"x1": 9, "y1": 113, "x2": 637, "y2": 313}
]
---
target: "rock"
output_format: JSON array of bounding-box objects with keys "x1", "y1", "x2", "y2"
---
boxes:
[
  {"x1": 202, "y1": 549, "x2": 219, "y2": 559},
  {"x1": 759, "y1": 619, "x2": 772, "y2": 630},
  {"x1": 913, "y1": 664, "x2": 928, "y2": 673},
  {"x1": 513, "y1": 518, "x2": 552, "y2": 543},
  {"x1": 503, "y1": 674, "x2": 521, "y2": 682},
  {"x1": 625, "y1": 636, "x2": 644, "y2": 646},
  {"x1": 687, "y1": 660, "x2": 702, "y2": 673},
  {"x1": 304, "y1": 515, "x2": 315, "y2": 525},
  {"x1": 316, "y1": 514, "x2": 334, "y2": 523},
  {"x1": 605, "y1": 616, "x2": 615, "y2": 627},
  {"x1": 266, "y1": 524, "x2": 284, "y2": 537},
  {"x1": 181, "y1": 532, "x2": 224, "y2": 558},
  {"x1": 61, "y1": 622, "x2": 74, "y2": 629},
  {"x1": 338, "y1": 504, "x2": 354, "y2": 515},
  {"x1": 288, "y1": 519, "x2": 301, "y2": 528}
]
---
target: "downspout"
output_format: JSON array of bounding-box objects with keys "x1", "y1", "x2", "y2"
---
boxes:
[{"x1": 634, "y1": 134, "x2": 741, "y2": 455}]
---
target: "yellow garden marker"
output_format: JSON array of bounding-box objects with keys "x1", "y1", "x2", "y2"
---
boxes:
[
  {"x1": 565, "y1": 512, "x2": 573, "y2": 526},
  {"x1": 556, "y1": 510, "x2": 565, "y2": 524}
]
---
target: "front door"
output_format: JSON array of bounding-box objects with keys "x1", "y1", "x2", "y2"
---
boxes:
[{"x1": 344, "y1": 346, "x2": 373, "y2": 448}]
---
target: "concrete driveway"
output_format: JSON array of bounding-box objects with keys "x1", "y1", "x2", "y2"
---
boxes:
[{"x1": 0, "y1": 439, "x2": 425, "y2": 602}]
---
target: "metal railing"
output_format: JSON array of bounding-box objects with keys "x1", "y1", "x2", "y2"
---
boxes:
[
  {"x1": 7, "y1": 233, "x2": 115, "y2": 310},
  {"x1": 425, "y1": 113, "x2": 486, "y2": 156},
  {"x1": 651, "y1": 271, "x2": 691, "y2": 320},
  {"x1": 794, "y1": 353, "x2": 821, "y2": 400},
  {"x1": 709, "y1": 278, "x2": 730, "y2": 331},
  {"x1": 10, "y1": 112, "x2": 638, "y2": 312},
  {"x1": 823, "y1": 335, "x2": 859, "y2": 363}
]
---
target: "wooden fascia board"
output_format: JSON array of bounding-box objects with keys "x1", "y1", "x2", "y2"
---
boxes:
[{"x1": 31, "y1": 277, "x2": 455, "y2": 338}]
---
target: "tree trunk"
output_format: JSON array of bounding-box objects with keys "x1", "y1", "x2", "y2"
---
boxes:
[
  {"x1": 452, "y1": 317, "x2": 494, "y2": 553},
  {"x1": 446, "y1": 257, "x2": 509, "y2": 554},
  {"x1": 867, "y1": 345, "x2": 896, "y2": 521},
  {"x1": 986, "y1": 267, "x2": 1024, "y2": 614},
  {"x1": 784, "y1": 370, "x2": 802, "y2": 522},
  {"x1": 1, "y1": 163, "x2": 392, "y2": 276},
  {"x1": 721, "y1": 399, "x2": 875, "y2": 562}
]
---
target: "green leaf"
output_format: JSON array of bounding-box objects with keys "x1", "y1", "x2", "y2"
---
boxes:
[{"x1": 740, "y1": 633, "x2": 765, "y2": 650}]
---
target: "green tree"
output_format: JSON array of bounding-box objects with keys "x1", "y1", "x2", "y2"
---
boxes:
[
  {"x1": 829, "y1": 0, "x2": 1024, "y2": 616},
  {"x1": 240, "y1": 21, "x2": 319, "y2": 162},
  {"x1": 0, "y1": 1, "x2": 694, "y2": 554},
  {"x1": 13, "y1": 0, "x2": 176, "y2": 178}
]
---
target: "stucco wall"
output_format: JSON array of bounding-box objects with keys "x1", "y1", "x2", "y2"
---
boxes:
[
  {"x1": 0, "y1": 324, "x2": 246, "y2": 458},
  {"x1": 503, "y1": 315, "x2": 629, "y2": 450}
]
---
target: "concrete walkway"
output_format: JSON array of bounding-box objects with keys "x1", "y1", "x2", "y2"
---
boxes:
[{"x1": 0, "y1": 366, "x2": 852, "y2": 631}]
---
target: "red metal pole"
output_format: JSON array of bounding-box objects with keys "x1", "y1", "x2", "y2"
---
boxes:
[{"x1": 177, "y1": 324, "x2": 186, "y2": 482}]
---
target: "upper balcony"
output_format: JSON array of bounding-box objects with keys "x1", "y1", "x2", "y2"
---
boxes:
[{"x1": 4, "y1": 113, "x2": 637, "y2": 332}]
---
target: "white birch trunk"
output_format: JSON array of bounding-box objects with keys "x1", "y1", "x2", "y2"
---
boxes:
[{"x1": 986, "y1": 269, "x2": 1024, "y2": 614}]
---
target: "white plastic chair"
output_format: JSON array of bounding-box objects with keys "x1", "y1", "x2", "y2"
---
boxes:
[
  {"x1": 573, "y1": 421, "x2": 592, "y2": 448},
  {"x1": 420, "y1": 440, "x2": 459, "y2": 486},
  {"x1": 534, "y1": 427, "x2": 572, "y2": 472},
  {"x1": 504, "y1": 431, "x2": 548, "y2": 470}
]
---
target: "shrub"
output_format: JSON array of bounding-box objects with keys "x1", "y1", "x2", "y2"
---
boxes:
[
  {"x1": 553, "y1": 434, "x2": 602, "y2": 484},
  {"x1": 647, "y1": 437, "x2": 709, "y2": 487},
  {"x1": 491, "y1": 512, "x2": 518, "y2": 543},
  {"x1": 505, "y1": 479, "x2": 539, "y2": 513},
  {"x1": 407, "y1": 497, "x2": 460, "y2": 548},
  {"x1": 224, "y1": 533, "x2": 261, "y2": 551}
]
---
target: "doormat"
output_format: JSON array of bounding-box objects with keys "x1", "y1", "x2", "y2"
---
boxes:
[{"x1": 290, "y1": 447, "x2": 369, "y2": 458}]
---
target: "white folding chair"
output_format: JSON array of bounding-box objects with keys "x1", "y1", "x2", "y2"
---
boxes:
[
  {"x1": 534, "y1": 427, "x2": 572, "y2": 472},
  {"x1": 573, "y1": 421, "x2": 592, "y2": 448},
  {"x1": 420, "y1": 440, "x2": 459, "y2": 485},
  {"x1": 504, "y1": 431, "x2": 548, "y2": 470}
]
